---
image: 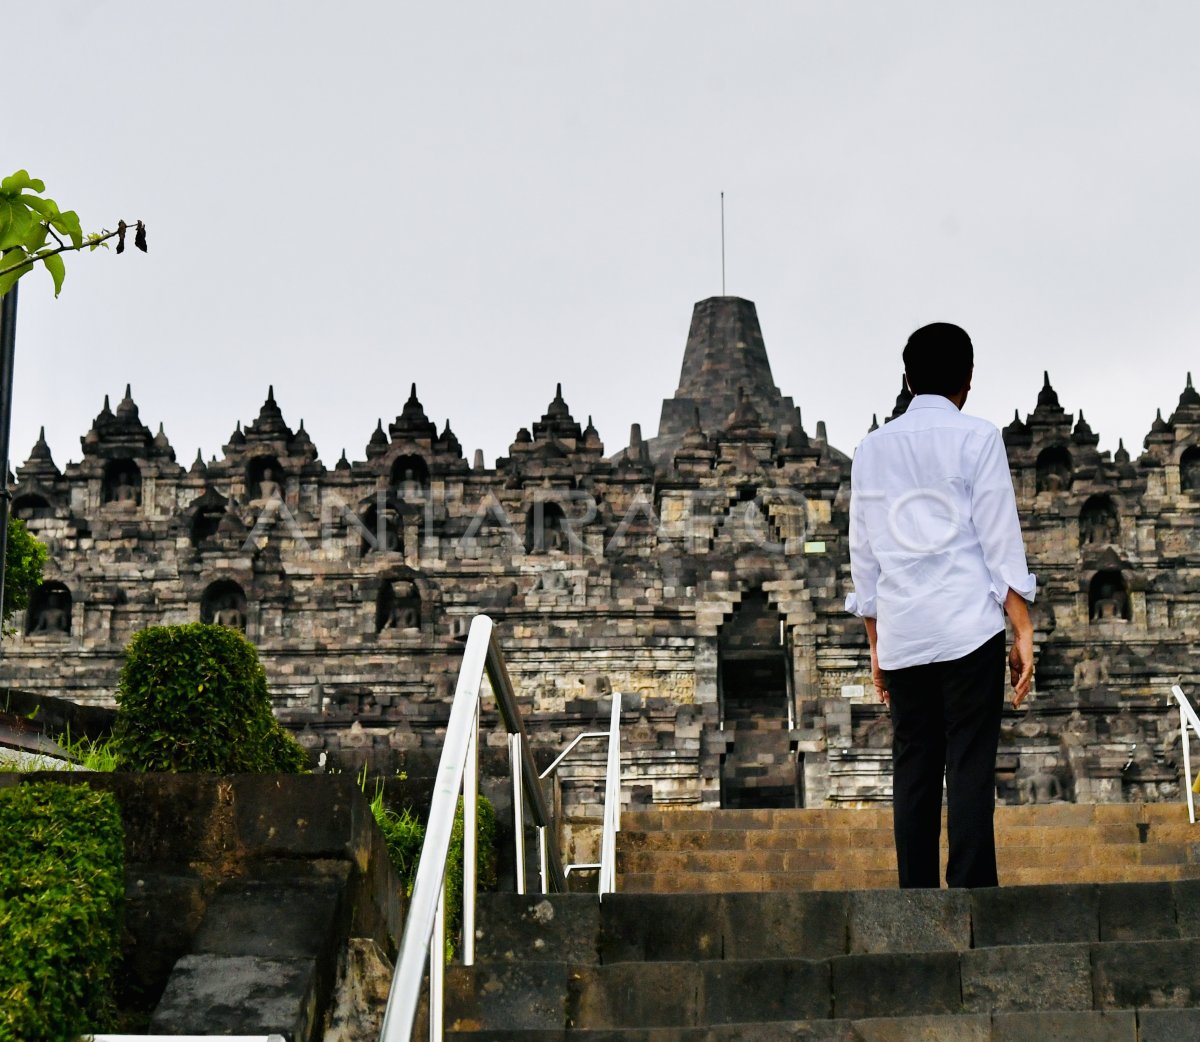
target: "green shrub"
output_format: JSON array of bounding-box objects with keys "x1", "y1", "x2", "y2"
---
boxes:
[
  {"x1": 0, "y1": 781, "x2": 124, "y2": 1042},
  {"x1": 113, "y1": 623, "x2": 307, "y2": 773},
  {"x1": 364, "y1": 775, "x2": 496, "y2": 960},
  {"x1": 2, "y1": 516, "x2": 47, "y2": 634}
]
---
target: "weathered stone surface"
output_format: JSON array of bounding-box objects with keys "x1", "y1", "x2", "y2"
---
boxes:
[
  {"x1": 150, "y1": 954, "x2": 317, "y2": 1039},
  {"x1": 971, "y1": 884, "x2": 1099, "y2": 947},
  {"x1": 721, "y1": 890, "x2": 850, "y2": 960},
  {"x1": 1137, "y1": 1007, "x2": 1200, "y2": 1042},
  {"x1": 847, "y1": 889, "x2": 970, "y2": 954},
  {"x1": 599, "y1": 893, "x2": 722, "y2": 963},
  {"x1": 1099, "y1": 880, "x2": 1178, "y2": 941},
  {"x1": 474, "y1": 893, "x2": 601, "y2": 965},
  {"x1": 445, "y1": 962, "x2": 568, "y2": 1031},
  {"x1": 569, "y1": 962, "x2": 702, "y2": 1029},
  {"x1": 849, "y1": 1015, "x2": 991, "y2": 1042},
  {"x1": 990, "y1": 1010, "x2": 1137, "y2": 1042},
  {"x1": 701, "y1": 958, "x2": 831, "y2": 1023},
  {"x1": 960, "y1": 942, "x2": 1092, "y2": 1012},
  {"x1": 1091, "y1": 938, "x2": 1200, "y2": 1009},
  {"x1": 831, "y1": 951, "x2": 961, "y2": 1019}
]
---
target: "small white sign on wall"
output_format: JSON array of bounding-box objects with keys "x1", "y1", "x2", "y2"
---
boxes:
[{"x1": 841, "y1": 684, "x2": 866, "y2": 699}]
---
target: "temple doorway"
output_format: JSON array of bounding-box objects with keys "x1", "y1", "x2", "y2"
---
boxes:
[{"x1": 717, "y1": 590, "x2": 798, "y2": 809}]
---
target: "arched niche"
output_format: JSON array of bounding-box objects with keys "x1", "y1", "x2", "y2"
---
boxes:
[
  {"x1": 376, "y1": 576, "x2": 421, "y2": 633},
  {"x1": 25, "y1": 581, "x2": 72, "y2": 637},
  {"x1": 389, "y1": 454, "x2": 430, "y2": 495},
  {"x1": 1181, "y1": 446, "x2": 1200, "y2": 493},
  {"x1": 1089, "y1": 569, "x2": 1130, "y2": 623},
  {"x1": 1036, "y1": 445, "x2": 1072, "y2": 493},
  {"x1": 11, "y1": 493, "x2": 52, "y2": 520},
  {"x1": 358, "y1": 503, "x2": 403, "y2": 556},
  {"x1": 525, "y1": 501, "x2": 568, "y2": 554},
  {"x1": 103, "y1": 458, "x2": 142, "y2": 506},
  {"x1": 246, "y1": 457, "x2": 284, "y2": 503},
  {"x1": 201, "y1": 579, "x2": 247, "y2": 630},
  {"x1": 190, "y1": 506, "x2": 227, "y2": 547},
  {"x1": 1079, "y1": 494, "x2": 1119, "y2": 547}
]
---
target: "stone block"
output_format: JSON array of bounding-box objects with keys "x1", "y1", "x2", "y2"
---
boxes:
[
  {"x1": 600, "y1": 893, "x2": 722, "y2": 963},
  {"x1": 474, "y1": 893, "x2": 600, "y2": 965},
  {"x1": 721, "y1": 890, "x2": 850, "y2": 960},
  {"x1": 701, "y1": 958, "x2": 831, "y2": 1023},
  {"x1": 1173, "y1": 879, "x2": 1200, "y2": 936},
  {"x1": 1091, "y1": 938, "x2": 1200, "y2": 1009},
  {"x1": 831, "y1": 951, "x2": 961, "y2": 1019},
  {"x1": 849, "y1": 1014, "x2": 990, "y2": 1042},
  {"x1": 992, "y1": 1010, "x2": 1137, "y2": 1042},
  {"x1": 189, "y1": 877, "x2": 344, "y2": 959},
  {"x1": 1137, "y1": 1007, "x2": 1200, "y2": 1042},
  {"x1": 971, "y1": 884, "x2": 1099, "y2": 947},
  {"x1": 568, "y1": 962, "x2": 702, "y2": 1029},
  {"x1": 150, "y1": 954, "x2": 318, "y2": 1040},
  {"x1": 444, "y1": 962, "x2": 567, "y2": 1031},
  {"x1": 1098, "y1": 881, "x2": 1178, "y2": 941},
  {"x1": 961, "y1": 942, "x2": 1091, "y2": 1012},
  {"x1": 847, "y1": 889, "x2": 970, "y2": 954}
]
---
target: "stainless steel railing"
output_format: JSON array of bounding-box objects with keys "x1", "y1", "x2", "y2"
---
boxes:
[
  {"x1": 378, "y1": 613, "x2": 569, "y2": 1042},
  {"x1": 1171, "y1": 684, "x2": 1200, "y2": 823},
  {"x1": 539, "y1": 689, "x2": 622, "y2": 897}
]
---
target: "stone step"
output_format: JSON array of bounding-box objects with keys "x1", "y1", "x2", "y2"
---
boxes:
[
  {"x1": 619, "y1": 840, "x2": 1200, "y2": 873},
  {"x1": 149, "y1": 861, "x2": 349, "y2": 1040},
  {"x1": 619, "y1": 862, "x2": 1200, "y2": 894},
  {"x1": 620, "y1": 824, "x2": 1198, "y2": 854},
  {"x1": 446, "y1": 1009, "x2": 1196, "y2": 1041},
  {"x1": 446, "y1": 885, "x2": 1200, "y2": 1038},
  {"x1": 621, "y1": 802, "x2": 1188, "y2": 833}
]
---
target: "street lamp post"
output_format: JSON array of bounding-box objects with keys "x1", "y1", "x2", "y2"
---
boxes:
[{"x1": 0, "y1": 282, "x2": 19, "y2": 648}]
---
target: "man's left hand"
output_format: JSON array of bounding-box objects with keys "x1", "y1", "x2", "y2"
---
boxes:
[{"x1": 1008, "y1": 630, "x2": 1034, "y2": 708}]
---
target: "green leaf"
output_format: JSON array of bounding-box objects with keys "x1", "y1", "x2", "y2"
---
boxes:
[
  {"x1": 43, "y1": 252, "x2": 65, "y2": 297},
  {"x1": 0, "y1": 169, "x2": 46, "y2": 195},
  {"x1": 22, "y1": 194, "x2": 60, "y2": 219},
  {"x1": 0, "y1": 202, "x2": 37, "y2": 251},
  {"x1": 0, "y1": 248, "x2": 32, "y2": 296},
  {"x1": 24, "y1": 220, "x2": 49, "y2": 253},
  {"x1": 53, "y1": 209, "x2": 83, "y2": 249}
]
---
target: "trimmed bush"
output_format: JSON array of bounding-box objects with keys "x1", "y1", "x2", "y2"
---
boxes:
[
  {"x1": 0, "y1": 781, "x2": 125, "y2": 1042},
  {"x1": 113, "y1": 623, "x2": 307, "y2": 773}
]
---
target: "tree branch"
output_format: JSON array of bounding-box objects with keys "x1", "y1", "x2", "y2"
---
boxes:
[{"x1": 0, "y1": 227, "x2": 124, "y2": 278}]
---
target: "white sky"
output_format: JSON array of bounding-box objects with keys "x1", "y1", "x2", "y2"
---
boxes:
[{"x1": 7, "y1": 1, "x2": 1200, "y2": 473}]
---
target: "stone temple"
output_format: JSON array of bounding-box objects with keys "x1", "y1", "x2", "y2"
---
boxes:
[{"x1": 5, "y1": 296, "x2": 1200, "y2": 812}]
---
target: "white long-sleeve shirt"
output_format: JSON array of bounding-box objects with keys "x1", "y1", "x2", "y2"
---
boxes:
[{"x1": 845, "y1": 394, "x2": 1036, "y2": 670}]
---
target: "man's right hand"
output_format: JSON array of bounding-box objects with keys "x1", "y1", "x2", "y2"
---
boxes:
[{"x1": 871, "y1": 645, "x2": 890, "y2": 706}]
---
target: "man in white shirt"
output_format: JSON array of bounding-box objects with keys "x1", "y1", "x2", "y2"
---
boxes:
[{"x1": 846, "y1": 322, "x2": 1035, "y2": 889}]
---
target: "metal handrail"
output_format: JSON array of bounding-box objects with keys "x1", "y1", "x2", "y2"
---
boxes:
[
  {"x1": 1172, "y1": 684, "x2": 1200, "y2": 823},
  {"x1": 539, "y1": 691, "x2": 623, "y2": 898},
  {"x1": 378, "y1": 614, "x2": 566, "y2": 1042}
]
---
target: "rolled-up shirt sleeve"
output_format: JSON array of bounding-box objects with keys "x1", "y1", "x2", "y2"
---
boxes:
[
  {"x1": 845, "y1": 455, "x2": 880, "y2": 618},
  {"x1": 970, "y1": 428, "x2": 1037, "y2": 605}
]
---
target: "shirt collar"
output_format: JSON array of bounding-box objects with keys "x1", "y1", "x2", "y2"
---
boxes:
[{"x1": 906, "y1": 394, "x2": 961, "y2": 412}]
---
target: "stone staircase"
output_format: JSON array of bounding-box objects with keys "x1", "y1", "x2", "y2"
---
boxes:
[
  {"x1": 618, "y1": 803, "x2": 1200, "y2": 893},
  {"x1": 439, "y1": 804, "x2": 1200, "y2": 1040}
]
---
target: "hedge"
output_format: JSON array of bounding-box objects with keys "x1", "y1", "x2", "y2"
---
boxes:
[
  {"x1": 113, "y1": 623, "x2": 307, "y2": 773},
  {"x1": 0, "y1": 781, "x2": 125, "y2": 1042}
]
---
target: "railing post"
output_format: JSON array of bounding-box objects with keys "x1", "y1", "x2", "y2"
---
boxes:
[
  {"x1": 429, "y1": 882, "x2": 445, "y2": 1042},
  {"x1": 509, "y1": 731, "x2": 526, "y2": 894},
  {"x1": 1184, "y1": 705, "x2": 1196, "y2": 825},
  {"x1": 537, "y1": 825, "x2": 549, "y2": 894},
  {"x1": 463, "y1": 701, "x2": 479, "y2": 966}
]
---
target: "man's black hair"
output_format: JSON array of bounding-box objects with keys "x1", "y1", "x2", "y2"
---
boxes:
[{"x1": 903, "y1": 322, "x2": 974, "y2": 397}]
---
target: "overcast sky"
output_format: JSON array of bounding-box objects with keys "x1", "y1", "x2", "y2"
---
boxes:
[{"x1": 7, "y1": 1, "x2": 1200, "y2": 475}]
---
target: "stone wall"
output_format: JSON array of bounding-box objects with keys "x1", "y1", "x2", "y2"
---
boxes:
[{"x1": 6, "y1": 298, "x2": 1200, "y2": 809}]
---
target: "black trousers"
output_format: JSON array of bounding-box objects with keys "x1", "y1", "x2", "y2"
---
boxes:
[{"x1": 884, "y1": 631, "x2": 1005, "y2": 889}]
